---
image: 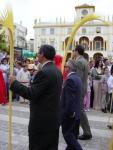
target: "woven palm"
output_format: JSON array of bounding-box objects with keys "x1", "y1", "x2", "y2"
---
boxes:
[{"x1": 0, "y1": 5, "x2": 14, "y2": 34}]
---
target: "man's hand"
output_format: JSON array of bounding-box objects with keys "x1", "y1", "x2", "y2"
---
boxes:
[{"x1": 9, "y1": 75, "x2": 16, "y2": 87}]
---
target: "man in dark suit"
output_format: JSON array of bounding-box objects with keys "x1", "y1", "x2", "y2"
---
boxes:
[
  {"x1": 74, "y1": 44, "x2": 92, "y2": 140},
  {"x1": 9, "y1": 45, "x2": 63, "y2": 150},
  {"x1": 61, "y1": 59, "x2": 83, "y2": 150}
]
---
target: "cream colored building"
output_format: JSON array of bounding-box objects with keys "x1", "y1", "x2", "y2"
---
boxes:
[
  {"x1": 27, "y1": 39, "x2": 34, "y2": 51},
  {"x1": 0, "y1": 22, "x2": 27, "y2": 50},
  {"x1": 33, "y1": 4, "x2": 113, "y2": 59},
  {"x1": 14, "y1": 22, "x2": 27, "y2": 49}
]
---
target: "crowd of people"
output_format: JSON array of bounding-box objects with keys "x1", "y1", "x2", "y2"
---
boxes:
[{"x1": 0, "y1": 44, "x2": 113, "y2": 149}]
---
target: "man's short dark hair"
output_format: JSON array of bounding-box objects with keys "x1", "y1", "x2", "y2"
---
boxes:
[
  {"x1": 39, "y1": 44, "x2": 56, "y2": 60},
  {"x1": 75, "y1": 44, "x2": 84, "y2": 56},
  {"x1": 16, "y1": 61, "x2": 22, "y2": 67}
]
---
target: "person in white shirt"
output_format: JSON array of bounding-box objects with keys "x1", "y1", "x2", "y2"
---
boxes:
[
  {"x1": 84, "y1": 73, "x2": 92, "y2": 111},
  {"x1": 104, "y1": 59, "x2": 111, "y2": 74},
  {"x1": 0, "y1": 58, "x2": 9, "y2": 98},
  {"x1": 100, "y1": 67, "x2": 110, "y2": 113},
  {"x1": 107, "y1": 70, "x2": 113, "y2": 112},
  {"x1": 17, "y1": 64, "x2": 30, "y2": 103},
  {"x1": 0, "y1": 58, "x2": 9, "y2": 80},
  {"x1": 14, "y1": 61, "x2": 23, "y2": 101},
  {"x1": 16, "y1": 62, "x2": 23, "y2": 80}
]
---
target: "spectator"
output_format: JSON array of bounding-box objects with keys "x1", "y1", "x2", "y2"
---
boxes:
[
  {"x1": 9, "y1": 44, "x2": 63, "y2": 150},
  {"x1": 100, "y1": 67, "x2": 110, "y2": 113},
  {"x1": 84, "y1": 73, "x2": 92, "y2": 111},
  {"x1": 107, "y1": 69, "x2": 113, "y2": 113},
  {"x1": 54, "y1": 54, "x2": 62, "y2": 71},
  {"x1": 73, "y1": 44, "x2": 92, "y2": 140},
  {"x1": 61, "y1": 59, "x2": 83, "y2": 150}
]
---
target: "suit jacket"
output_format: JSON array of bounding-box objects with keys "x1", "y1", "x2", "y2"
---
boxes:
[
  {"x1": 75, "y1": 56, "x2": 88, "y2": 97},
  {"x1": 10, "y1": 62, "x2": 63, "y2": 132},
  {"x1": 61, "y1": 72, "x2": 82, "y2": 120}
]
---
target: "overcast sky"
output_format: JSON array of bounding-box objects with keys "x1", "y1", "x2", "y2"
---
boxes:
[{"x1": 0, "y1": 0, "x2": 113, "y2": 39}]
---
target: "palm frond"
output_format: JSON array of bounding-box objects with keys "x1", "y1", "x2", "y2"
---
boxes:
[{"x1": 0, "y1": 5, "x2": 14, "y2": 33}]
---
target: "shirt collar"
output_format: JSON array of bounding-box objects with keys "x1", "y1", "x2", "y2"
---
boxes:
[
  {"x1": 76, "y1": 55, "x2": 84, "y2": 61},
  {"x1": 67, "y1": 72, "x2": 75, "y2": 77},
  {"x1": 42, "y1": 61, "x2": 53, "y2": 68}
]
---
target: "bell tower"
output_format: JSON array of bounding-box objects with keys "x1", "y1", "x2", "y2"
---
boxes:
[{"x1": 75, "y1": 4, "x2": 95, "y2": 20}]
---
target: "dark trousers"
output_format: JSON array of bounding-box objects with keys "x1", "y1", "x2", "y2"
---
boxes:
[
  {"x1": 29, "y1": 129, "x2": 59, "y2": 150},
  {"x1": 107, "y1": 93, "x2": 113, "y2": 112},
  {"x1": 62, "y1": 118, "x2": 83, "y2": 150},
  {"x1": 80, "y1": 95, "x2": 92, "y2": 136},
  {"x1": 90, "y1": 85, "x2": 94, "y2": 108}
]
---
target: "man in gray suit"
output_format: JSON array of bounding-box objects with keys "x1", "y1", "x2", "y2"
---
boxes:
[{"x1": 73, "y1": 44, "x2": 92, "y2": 140}]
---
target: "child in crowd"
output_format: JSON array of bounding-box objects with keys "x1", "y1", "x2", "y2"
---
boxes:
[
  {"x1": 107, "y1": 69, "x2": 113, "y2": 113},
  {"x1": 84, "y1": 73, "x2": 92, "y2": 111},
  {"x1": 100, "y1": 67, "x2": 110, "y2": 113},
  {"x1": 16, "y1": 64, "x2": 30, "y2": 103},
  {"x1": 0, "y1": 69, "x2": 8, "y2": 105}
]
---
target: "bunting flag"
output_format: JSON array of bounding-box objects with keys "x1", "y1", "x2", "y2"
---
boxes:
[{"x1": 0, "y1": 3, "x2": 14, "y2": 150}]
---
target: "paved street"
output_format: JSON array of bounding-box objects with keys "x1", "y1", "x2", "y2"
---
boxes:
[{"x1": 0, "y1": 102, "x2": 113, "y2": 150}]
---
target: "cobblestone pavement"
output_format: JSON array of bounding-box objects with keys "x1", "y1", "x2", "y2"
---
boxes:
[{"x1": 0, "y1": 102, "x2": 113, "y2": 150}]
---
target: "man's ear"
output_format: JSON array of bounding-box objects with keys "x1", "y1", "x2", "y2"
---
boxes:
[{"x1": 40, "y1": 53, "x2": 44, "y2": 58}]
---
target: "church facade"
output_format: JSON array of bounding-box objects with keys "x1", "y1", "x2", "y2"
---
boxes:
[{"x1": 33, "y1": 4, "x2": 113, "y2": 59}]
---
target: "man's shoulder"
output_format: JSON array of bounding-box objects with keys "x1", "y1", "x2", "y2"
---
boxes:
[
  {"x1": 68, "y1": 73, "x2": 81, "y2": 81},
  {"x1": 77, "y1": 58, "x2": 88, "y2": 69},
  {"x1": 42, "y1": 63, "x2": 55, "y2": 73},
  {"x1": 66, "y1": 75, "x2": 82, "y2": 89},
  {"x1": 78, "y1": 56, "x2": 87, "y2": 63}
]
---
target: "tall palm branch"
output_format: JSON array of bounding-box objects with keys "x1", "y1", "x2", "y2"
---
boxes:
[{"x1": 0, "y1": 4, "x2": 14, "y2": 150}]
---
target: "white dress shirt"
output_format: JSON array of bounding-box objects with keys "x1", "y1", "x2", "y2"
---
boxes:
[{"x1": 107, "y1": 75, "x2": 113, "y2": 94}]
